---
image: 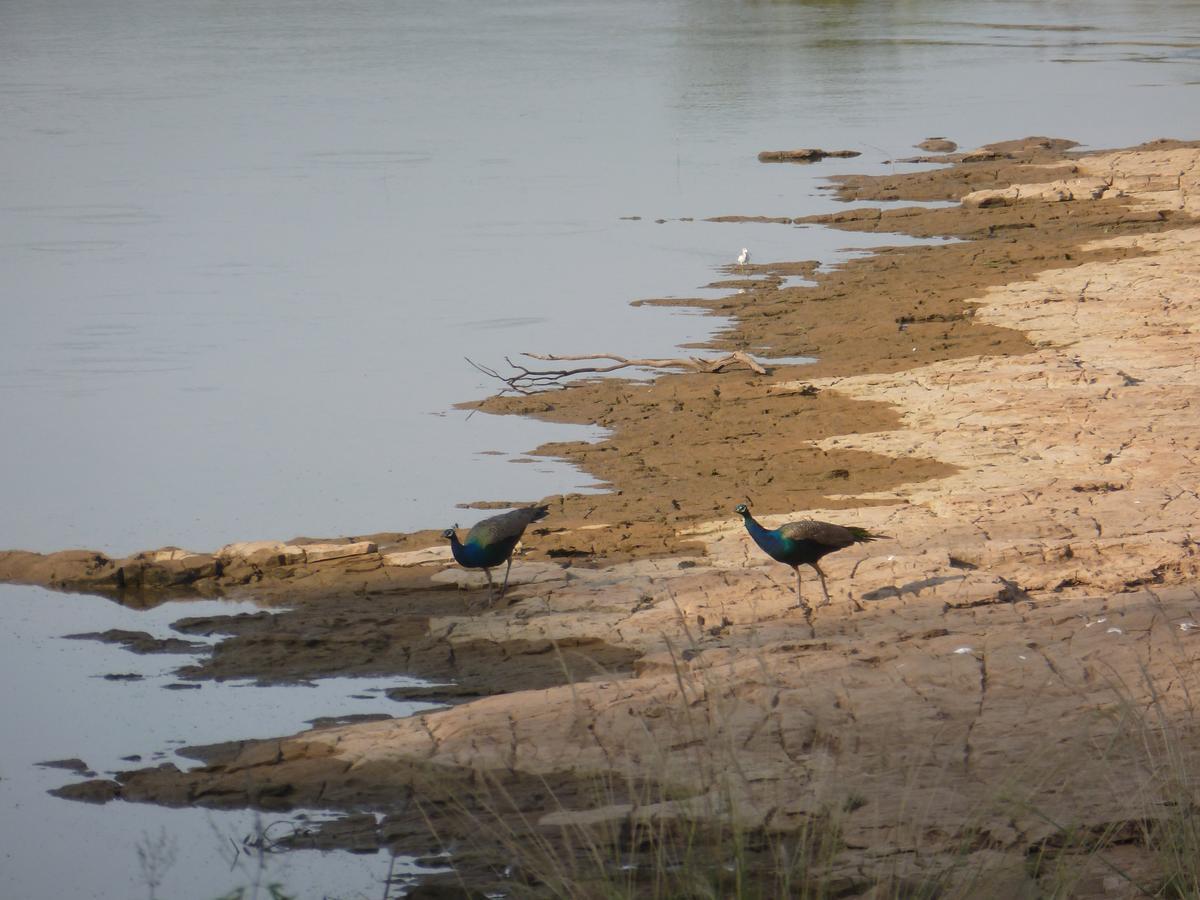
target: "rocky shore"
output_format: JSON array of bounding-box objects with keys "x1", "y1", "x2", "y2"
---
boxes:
[{"x1": 8, "y1": 137, "x2": 1200, "y2": 897}]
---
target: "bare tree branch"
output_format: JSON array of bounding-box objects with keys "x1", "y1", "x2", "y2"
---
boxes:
[{"x1": 466, "y1": 351, "x2": 769, "y2": 395}]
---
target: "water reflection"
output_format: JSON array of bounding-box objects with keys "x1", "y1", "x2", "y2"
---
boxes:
[{"x1": 670, "y1": 0, "x2": 1198, "y2": 140}]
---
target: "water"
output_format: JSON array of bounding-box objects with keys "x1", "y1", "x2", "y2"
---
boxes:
[
  {"x1": 0, "y1": 583, "x2": 446, "y2": 899},
  {"x1": 1, "y1": 1, "x2": 1198, "y2": 897}
]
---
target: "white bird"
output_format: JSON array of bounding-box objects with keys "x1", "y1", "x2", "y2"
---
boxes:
[{"x1": 737, "y1": 247, "x2": 750, "y2": 266}]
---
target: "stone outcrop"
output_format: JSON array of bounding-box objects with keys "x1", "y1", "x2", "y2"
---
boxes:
[
  {"x1": 917, "y1": 137, "x2": 957, "y2": 153},
  {"x1": 0, "y1": 547, "x2": 222, "y2": 595},
  {"x1": 963, "y1": 147, "x2": 1199, "y2": 210},
  {"x1": 0, "y1": 538, "x2": 382, "y2": 599}
]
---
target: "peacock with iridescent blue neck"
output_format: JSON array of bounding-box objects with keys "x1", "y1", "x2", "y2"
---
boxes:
[
  {"x1": 734, "y1": 503, "x2": 886, "y2": 618},
  {"x1": 444, "y1": 504, "x2": 549, "y2": 605}
]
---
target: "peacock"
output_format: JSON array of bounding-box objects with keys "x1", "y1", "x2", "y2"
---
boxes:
[
  {"x1": 734, "y1": 503, "x2": 886, "y2": 616},
  {"x1": 443, "y1": 504, "x2": 550, "y2": 604}
]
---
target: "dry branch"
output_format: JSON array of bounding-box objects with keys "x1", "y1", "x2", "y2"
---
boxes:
[{"x1": 467, "y1": 351, "x2": 769, "y2": 395}]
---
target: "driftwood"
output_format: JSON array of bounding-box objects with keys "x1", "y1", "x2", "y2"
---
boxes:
[
  {"x1": 467, "y1": 351, "x2": 769, "y2": 395},
  {"x1": 757, "y1": 148, "x2": 861, "y2": 163}
]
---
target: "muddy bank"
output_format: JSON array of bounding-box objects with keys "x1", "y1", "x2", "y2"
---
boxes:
[{"x1": 14, "y1": 137, "x2": 1200, "y2": 895}]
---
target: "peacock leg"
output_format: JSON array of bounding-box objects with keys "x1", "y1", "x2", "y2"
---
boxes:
[
  {"x1": 498, "y1": 556, "x2": 514, "y2": 599},
  {"x1": 794, "y1": 566, "x2": 814, "y2": 628},
  {"x1": 793, "y1": 566, "x2": 808, "y2": 610},
  {"x1": 483, "y1": 567, "x2": 496, "y2": 605},
  {"x1": 812, "y1": 562, "x2": 832, "y2": 607}
]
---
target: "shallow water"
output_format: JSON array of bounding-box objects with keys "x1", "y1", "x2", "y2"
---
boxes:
[
  {"x1": 1, "y1": 1, "x2": 1198, "y2": 897},
  {"x1": 2, "y1": 0, "x2": 1197, "y2": 555},
  {"x1": 0, "y1": 583, "x2": 444, "y2": 899}
]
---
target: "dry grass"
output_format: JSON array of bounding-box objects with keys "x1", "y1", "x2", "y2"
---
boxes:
[{"x1": 410, "y1": 599, "x2": 1200, "y2": 899}]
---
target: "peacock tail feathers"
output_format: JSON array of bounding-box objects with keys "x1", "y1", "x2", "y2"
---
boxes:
[
  {"x1": 847, "y1": 527, "x2": 888, "y2": 543},
  {"x1": 465, "y1": 504, "x2": 550, "y2": 546}
]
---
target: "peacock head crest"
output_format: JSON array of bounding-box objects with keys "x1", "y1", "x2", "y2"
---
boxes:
[{"x1": 734, "y1": 503, "x2": 750, "y2": 516}]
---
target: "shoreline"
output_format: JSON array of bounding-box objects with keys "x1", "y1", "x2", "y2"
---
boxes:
[
  {"x1": 11, "y1": 136, "x2": 1200, "y2": 894},
  {"x1": 5, "y1": 139, "x2": 1190, "y2": 586}
]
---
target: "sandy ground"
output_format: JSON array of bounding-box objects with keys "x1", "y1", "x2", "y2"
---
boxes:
[{"x1": 8, "y1": 136, "x2": 1200, "y2": 896}]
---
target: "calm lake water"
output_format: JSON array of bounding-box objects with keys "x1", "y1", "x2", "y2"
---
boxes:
[{"x1": 1, "y1": 0, "x2": 1197, "y2": 898}]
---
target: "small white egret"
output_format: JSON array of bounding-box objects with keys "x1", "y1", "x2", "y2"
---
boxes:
[{"x1": 737, "y1": 247, "x2": 750, "y2": 266}]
